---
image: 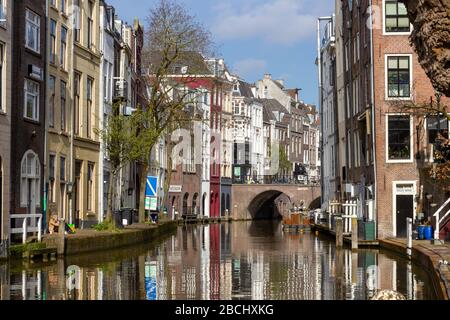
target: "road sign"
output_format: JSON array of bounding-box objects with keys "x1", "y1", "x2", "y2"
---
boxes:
[
  {"x1": 145, "y1": 197, "x2": 158, "y2": 211},
  {"x1": 145, "y1": 176, "x2": 158, "y2": 197}
]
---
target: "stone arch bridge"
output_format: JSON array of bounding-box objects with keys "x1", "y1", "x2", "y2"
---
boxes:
[{"x1": 231, "y1": 184, "x2": 321, "y2": 220}]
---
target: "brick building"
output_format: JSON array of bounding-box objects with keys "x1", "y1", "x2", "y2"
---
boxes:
[
  {"x1": 321, "y1": 0, "x2": 450, "y2": 239},
  {"x1": 10, "y1": 0, "x2": 47, "y2": 237}
]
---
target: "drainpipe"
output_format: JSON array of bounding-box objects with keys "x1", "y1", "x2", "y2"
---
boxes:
[
  {"x1": 369, "y1": 0, "x2": 378, "y2": 237},
  {"x1": 44, "y1": 0, "x2": 50, "y2": 232}
]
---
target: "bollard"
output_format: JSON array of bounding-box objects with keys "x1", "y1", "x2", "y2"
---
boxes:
[
  {"x1": 351, "y1": 217, "x2": 358, "y2": 251},
  {"x1": 335, "y1": 217, "x2": 343, "y2": 248}
]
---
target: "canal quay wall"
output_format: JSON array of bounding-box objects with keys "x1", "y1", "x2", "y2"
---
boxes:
[
  {"x1": 379, "y1": 239, "x2": 450, "y2": 300},
  {"x1": 43, "y1": 221, "x2": 178, "y2": 257},
  {"x1": 311, "y1": 223, "x2": 450, "y2": 300}
]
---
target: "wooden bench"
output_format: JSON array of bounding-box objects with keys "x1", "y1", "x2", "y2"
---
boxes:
[{"x1": 23, "y1": 247, "x2": 57, "y2": 262}]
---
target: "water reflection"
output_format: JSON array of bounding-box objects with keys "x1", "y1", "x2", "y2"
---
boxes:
[{"x1": 0, "y1": 221, "x2": 437, "y2": 300}]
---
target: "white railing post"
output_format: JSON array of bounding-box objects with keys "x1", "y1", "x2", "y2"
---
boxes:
[
  {"x1": 22, "y1": 217, "x2": 28, "y2": 244},
  {"x1": 38, "y1": 216, "x2": 42, "y2": 242},
  {"x1": 433, "y1": 197, "x2": 450, "y2": 240},
  {"x1": 406, "y1": 218, "x2": 412, "y2": 257}
]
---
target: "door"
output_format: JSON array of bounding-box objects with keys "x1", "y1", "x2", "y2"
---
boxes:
[
  {"x1": 27, "y1": 178, "x2": 37, "y2": 216},
  {"x1": 396, "y1": 195, "x2": 414, "y2": 237}
]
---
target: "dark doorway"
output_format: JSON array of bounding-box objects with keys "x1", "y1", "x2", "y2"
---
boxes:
[
  {"x1": 221, "y1": 193, "x2": 225, "y2": 217},
  {"x1": 396, "y1": 195, "x2": 414, "y2": 237}
]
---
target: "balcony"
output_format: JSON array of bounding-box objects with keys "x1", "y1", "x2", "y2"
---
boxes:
[{"x1": 113, "y1": 77, "x2": 128, "y2": 101}]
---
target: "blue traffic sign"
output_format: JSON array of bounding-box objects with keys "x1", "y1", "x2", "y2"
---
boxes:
[{"x1": 145, "y1": 176, "x2": 158, "y2": 197}]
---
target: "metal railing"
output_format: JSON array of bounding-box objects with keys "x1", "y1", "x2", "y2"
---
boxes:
[
  {"x1": 10, "y1": 214, "x2": 43, "y2": 244},
  {"x1": 434, "y1": 197, "x2": 450, "y2": 240},
  {"x1": 232, "y1": 175, "x2": 321, "y2": 186}
]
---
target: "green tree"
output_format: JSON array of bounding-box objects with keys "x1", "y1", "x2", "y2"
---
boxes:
[
  {"x1": 95, "y1": 102, "x2": 138, "y2": 223},
  {"x1": 278, "y1": 147, "x2": 292, "y2": 177}
]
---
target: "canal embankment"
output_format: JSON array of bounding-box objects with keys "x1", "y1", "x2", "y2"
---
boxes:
[
  {"x1": 43, "y1": 220, "x2": 178, "y2": 256},
  {"x1": 379, "y1": 238, "x2": 450, "y2": 300},
  {"x1": 311, "y1": 223, "x2": 450, "y2": 300}
]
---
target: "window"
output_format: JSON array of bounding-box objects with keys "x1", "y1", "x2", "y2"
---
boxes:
[
  {"x1": 24, "y1": 79, "x2": 39, "y2": 121},
  {"x1": 74, "y1": 72, "x2": 81, "y2": 135},
  {"x1": 61, "y1": 0, "x2": 66, "y2": 13},
  {"x1": 87, "y1": 1, "x2": 94, "y2": 49},
  {"x1": 50, "y1": 0, "x2": 56, "y2": 7},
  {"x1": 234, "y1": 104, "x2": 240, "y2": 115},
  {"x1": 49, "y1": 154, "x2": 55, "y2": 203},
  {"x1": 86, "y1": 77, "x2": 93, "y2": 138},
  {"x1": 0, "y1": 44, "x2": 3, "y2": 112},
  {"x1": 0, "y1": 0, "x2": 4, "y2": 22},
  {"x1": 385, "y1": 0, "x2": 410, "y2": 33},
  {"x1": 387, "y1": 115, "x2": 412, "y2": 161},
  {"x1": 49, "y1": 76, "x2": 55, "y2": 127},
  {"x1": 25, "y1": 9, "x2": 40, "y2": 53},
  {"x1": 50, "y1": 20, "x2": 56, "y2": 64},
  {"x1": 60, "y1": 156, "x2": 66, "y2": 182},
  {"x1": 60, "y1": 26, "x2": 67, "y2": 68},
  {"x1": 73, "y1": 0, "x2": 81, "y2": 43},
  {"x1": 355, "y1": 32, "x2": 360, "y2": 61},
  {"x1": 387, "y1": 56, "x2": 411, "y2": 98},
  {"x1": 61, "y1": 80, "x2": 66, "y2": 131},
  {"x1": 87, "y1": 162, "x2": 94, "y2": 211}
]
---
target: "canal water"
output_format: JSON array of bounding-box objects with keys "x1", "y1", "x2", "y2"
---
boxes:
[{"x1": 0, "y1": 221, "x2": 438, "y2": 300}]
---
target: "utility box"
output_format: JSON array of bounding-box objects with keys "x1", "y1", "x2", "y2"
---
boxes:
[{"x1": 364, "y1": 221, "x2": 376, "y2": 241}]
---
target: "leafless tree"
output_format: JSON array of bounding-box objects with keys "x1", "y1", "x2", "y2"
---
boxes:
[{"x1": 132, "y1": 0, "x2": 215, "y2": 222}]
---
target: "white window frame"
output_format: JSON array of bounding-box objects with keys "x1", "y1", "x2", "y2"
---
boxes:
[
  {"x1": 385, "y1": 113, "x2": 414, "y2": 164},
  {"x1": 25, "y1": 9, "x2": 40, "y2": 53},
  {"x1": 24, "y1": 78, "x2": 40, "y2": 121},
  {"x1": 382, "y1": 0, "x2": 413, "y2": 36},
  {"x1": 385, "y1": 54, "x2": 413, "y2": 101},
  {"x1": 60, "y1": 25, "x2": 67, "y2": 69},
  {"x1": 392, "y1": 180, "x2": 416, "y2": 237},
  {"x1": 20, "y1": 150, "x2": 41, "y2": 208},
  {"x1": 0, "y1": 42, "x2": 4, "y2": 113}
]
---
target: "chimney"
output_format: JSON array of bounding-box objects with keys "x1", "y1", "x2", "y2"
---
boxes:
[{"x1": 264, "y1": 74, "x2": 272, "y2": 80}]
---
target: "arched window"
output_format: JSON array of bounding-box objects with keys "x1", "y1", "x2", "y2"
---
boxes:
[
  {"x1": 192, "y1": 193, "x2": 198, "y2": 215},
  {"x1": 20, "y1": 150, "x2": 41, "y2": 212},
  {"x1": 183, "y1": 193, "x2": 189, "y2": 215}
]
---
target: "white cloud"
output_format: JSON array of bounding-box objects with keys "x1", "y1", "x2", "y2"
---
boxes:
[
  {"x1": 233, "y1": 59, "x2": 267, "y2": 78},
  {"x1": 211, "y1": 0, "x2": 324, "y2": 45}
]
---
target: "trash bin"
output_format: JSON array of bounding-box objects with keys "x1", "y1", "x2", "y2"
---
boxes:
[
  {"x1": 364, "y1": 221, "x2": 375, "y2": 241},
  {"x1": 114, "y1": 210, "x2": 123, "y2": 228},
  {"x1": 418, "y1": 225, "x2": 425, "y2": 240},
  {"x1": 121, "y1": 208, "x2": 133, "y2": 226},
  {"x1": 132, "y1": 209, "x2": 139, "y2": 224},
  {"x1": 424, "y1": 226, "x2": 433, "y2": 240}
]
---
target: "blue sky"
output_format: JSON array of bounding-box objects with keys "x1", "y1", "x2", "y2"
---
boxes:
[{"x1": 108, "y1": 0, "x2": 334, "y2": 105}]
